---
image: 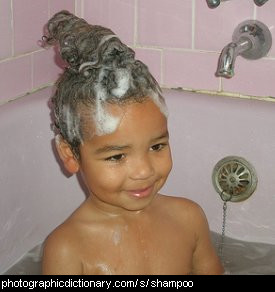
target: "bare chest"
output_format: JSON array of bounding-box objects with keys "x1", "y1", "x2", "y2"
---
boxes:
[{"x1": 80, "y1": 224, "x2": 194, "y2": 275}]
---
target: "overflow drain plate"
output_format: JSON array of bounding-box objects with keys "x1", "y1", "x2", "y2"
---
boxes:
[{"x1": 212, "y1": 156, "x2": 258, "y2": 202}]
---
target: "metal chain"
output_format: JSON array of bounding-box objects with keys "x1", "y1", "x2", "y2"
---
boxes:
[
  {"x1": 218, "y1": 190, "x2": 232, "y2": 264},
  {"x1": 219, "y1": 201, "x2": 227, "y2": 259}
]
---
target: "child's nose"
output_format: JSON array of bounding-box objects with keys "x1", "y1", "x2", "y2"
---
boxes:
[{"x1": 129, "y1": 156, "x2": 155, "y2": 180}]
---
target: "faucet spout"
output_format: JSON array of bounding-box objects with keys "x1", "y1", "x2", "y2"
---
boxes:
[{"x1": 216, "y1": 38, "x2": 252, "y2": 78}]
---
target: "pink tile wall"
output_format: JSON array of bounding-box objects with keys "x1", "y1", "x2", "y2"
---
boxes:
[
  {"x1": 32, "y1": 48, "x2": 66, "y2": 89},
  {"x1": 0, "y1": 0, "x2": 75, "y2": 102},
  {"x1": 13, "y1": 0, "x2": 49, "y2": 55},
  {"x1": 1, "y1": 0, "x2": 275, "y2": 103},
  {"x1": 134, "y1": 48, "x2": 162, "y2": 84},
  {"x1": 138, "y1": 0, "x2": 192, "y2": 48},
  {"x1": 256, "y1": 0, "x2": 275, "y2": 57},
  {"x1": 0, "y1": 0, "x2": 12, "y2": 59},
  {"x1": 163, "y1": 50, "x2": 219, "y2": 91},
  {"x1": 83, "y1": 0, "x2": 135, "y2": 45},
  {"x1": 49, "y1": 0, "x2": 75, "y2": 16},
  {"x1": 0, "y1": 56, "x2": 32, "y2": 101},
  {"x1": 195, "y1": 1, "x2": 255, "y2": 52},
  {"x1": 223, "y1": 57, "x2": 275, "y2": 97}
]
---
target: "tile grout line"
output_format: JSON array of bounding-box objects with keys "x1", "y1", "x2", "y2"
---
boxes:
[
  {"x1": 253, "y1": 4, "x2": 257, "y2": 20},
  {"x1": 11, "y1": 0, "x2": 14, "y2": 57},
  {"x1": 134, "y1": 0, "x2": 138, "y2": 47},
  {"x1": 191, "y1": 0, "x2": 196, "y2": 50}
]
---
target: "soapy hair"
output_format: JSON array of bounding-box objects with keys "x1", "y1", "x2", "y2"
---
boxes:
[{"x1": 44, "y1": 10, "x2": 167, "y2": 159}]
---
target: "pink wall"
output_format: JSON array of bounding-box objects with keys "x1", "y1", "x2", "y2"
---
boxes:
[
  {"x1": 162, "y1": 89, "x2": 275, "y2": 245},
  {"x1": 0, "y1": 88, "x2": 85, "y2": 273},
  {"x1": 0, "y1": 0, "x2": 75, "y2": 103},
  {"x1": 1, "y1": 0, "x2": 275, "y2": 103}
]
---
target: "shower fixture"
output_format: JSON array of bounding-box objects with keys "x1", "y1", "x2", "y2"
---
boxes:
[
  {"x1": 206, "y1": 0, "x2": 269, "y2": 9},
  {"x1": 215, "y1": 20, "x2": 272, "y2": 78}
]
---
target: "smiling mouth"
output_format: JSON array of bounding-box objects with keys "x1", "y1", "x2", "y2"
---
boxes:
[{"x1": 127, "y1": 185, "x2": 154, "y2": 198}]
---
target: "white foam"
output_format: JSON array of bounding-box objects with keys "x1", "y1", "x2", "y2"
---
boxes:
[
  {"x1": 63, "y1": 105, "x2": 74, "y2": 141},
  {"x1": 92, "y1": 69, "x2": 122, "y2": 135},
  {"x1": 96, "y1": 113, "x2": 120, "y2": 135},
  {"x1": 150, "y1": 90, "x2": 169, "y2": 118},
  {"x1": 111, "y1": 69, "x2": 130, "y2": 98},
  {"x1": 112, "y1": 228, "x2": 121, "y2": 246},
  {"x1": 95, "y1": 263, "x2": 114, "y2": 275},
  {"x1": 55, "y1": 134, "x2": 62, "y2": 145},
  {"x1": 63, "y1": 104, "x2": 83, "y2": 142},
  {"x1": 78, "y1": 61, "x2": 97, "y2": 72},
  {"x1": 94, "y1": 104, "x2": 120, "y2": 136},
  {"x1": 98, "y1": 34, "x2": 117, "y2": 47},
  {"x1": 93, "y1": 83, "x2": 120, "y2": 135}
]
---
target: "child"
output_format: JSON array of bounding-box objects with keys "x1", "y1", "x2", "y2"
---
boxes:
[{"x1": 42, "y1": 11, "x2": 223, "y2": 275}]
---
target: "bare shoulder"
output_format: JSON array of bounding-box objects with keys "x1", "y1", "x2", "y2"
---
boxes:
[
  {"x1": 157, "y1": 194, "x2": 224, "y2": 274},
  {"x1": 157, "y1": 194, "x2": 206, "y2": 223},
  {"x1": 42, "y1": 220, "x2": 83, "y2": 275},
  {"x1": 157, "y1": 193, "x2": 201, "y2": 208}
]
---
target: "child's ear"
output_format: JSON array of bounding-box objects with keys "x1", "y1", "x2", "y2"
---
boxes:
[{"x1": 55, "y1": 135, "x2": 80, "y2": 174}]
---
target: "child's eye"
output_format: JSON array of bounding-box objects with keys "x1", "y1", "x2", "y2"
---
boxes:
[
  {"x1": 105, "y1": 154, "x2": 125, "y2": 162},
  {"x1": 150, "y1": 143, "x2": 167, "y2": 152}
]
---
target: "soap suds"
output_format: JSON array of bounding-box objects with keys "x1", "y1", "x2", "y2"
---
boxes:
[{"x1": 111, "y1": 69, "x2": 130, "y2": 98}]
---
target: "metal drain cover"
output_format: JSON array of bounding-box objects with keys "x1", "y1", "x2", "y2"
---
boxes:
[{"x1": 212, "y1": 156, "x2": 258, "y2": 202}]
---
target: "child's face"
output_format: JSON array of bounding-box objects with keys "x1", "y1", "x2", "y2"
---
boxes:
[{"x1": 79, "y1": 98, "x2": 172, "y2": 213}]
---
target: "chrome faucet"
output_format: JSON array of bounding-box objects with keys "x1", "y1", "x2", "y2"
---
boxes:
[
  {"x1": 206, "y1": 0, "x2": 269, "y2": 9},
  {"x1": 216, "y1": 20, "x2": 272, "y2": 78},
  {"x1": 216, "y1": 38, "x2": 252, "y2": 78}
]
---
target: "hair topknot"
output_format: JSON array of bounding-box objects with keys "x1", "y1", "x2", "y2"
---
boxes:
[
  {"x1": 44, "y1": 10, "x2": 136, "y2": 76},
  {"x1": 44, "y1": 10, "x2": 166, "y2": 159}
]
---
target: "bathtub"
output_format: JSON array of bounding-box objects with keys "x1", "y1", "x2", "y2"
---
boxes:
[
  {"x1": 1, "y1": 87, "x2": 275, "y2": 275},
  {"x1": 3, "y1": 232, "x2": 275, "y2": 275}
]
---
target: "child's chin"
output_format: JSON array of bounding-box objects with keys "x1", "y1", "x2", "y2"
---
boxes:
[{"x1": 121, "y1": 195, "x2": 156, "y2": 212}]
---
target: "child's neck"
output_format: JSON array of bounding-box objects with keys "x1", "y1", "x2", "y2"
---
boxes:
[{"x1": 87, "y1": 195, "x2": 146, "y2": 218}]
